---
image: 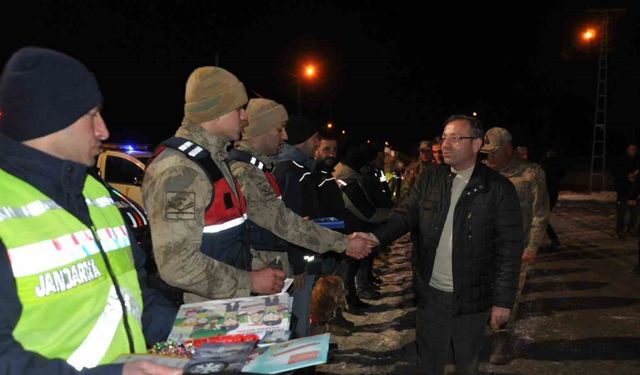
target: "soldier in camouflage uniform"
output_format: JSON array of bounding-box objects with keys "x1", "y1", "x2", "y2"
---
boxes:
[
  {"x1": 481, "y1": 126, "x2": 550, "y2": 364},
  {"x1": 227, "y1": 98, "x2": 374, "y2": 273},
  {"x1": 399, "y1": 140, "x2": 434, "y2": 201},
  {"x1": 142, "y1": 67, "x2": 285, "y2": 304},
  {"x1": 481, "y1": 128, "x2": 549, "y2": 264}
]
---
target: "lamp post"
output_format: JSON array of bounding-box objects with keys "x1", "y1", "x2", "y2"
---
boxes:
[
  {"x1": 285, "y1": 63, "x2": 317, "y2": 115},
  {"x1": 583, "y1": 8, "x2": 625, "y2": 192}
]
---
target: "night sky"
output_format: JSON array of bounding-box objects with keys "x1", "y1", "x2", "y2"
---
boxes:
[{"x1": 1, "y1": 0, "x2": 638, "y2": 163}]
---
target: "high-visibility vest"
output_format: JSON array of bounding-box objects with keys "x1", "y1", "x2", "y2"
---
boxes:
[{"x1": 0, "y1": 169, "x2": 146, "y2": 370}]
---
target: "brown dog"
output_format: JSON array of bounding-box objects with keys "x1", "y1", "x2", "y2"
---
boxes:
[{"x1": 310, "y1": 275, "x2": 348, "y2": 335}]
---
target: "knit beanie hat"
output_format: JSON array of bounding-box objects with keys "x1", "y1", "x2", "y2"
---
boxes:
[
  {"x1": 285, "y1": 115, "x2": 319, "y2": 145},
  {"x1": 184, "y1": 66, "x2": 248, "y2": 124},
  {"x1": 0, "y1": 47, "x2": 102, "y2": 141},
  {"x1": 243, "y1": 98, "x2": 288, "y2": 139}
]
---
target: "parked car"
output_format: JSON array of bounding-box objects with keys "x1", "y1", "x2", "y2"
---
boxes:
[{"x1": 95, "y1": 143, "x2": 152, "y2": 206}]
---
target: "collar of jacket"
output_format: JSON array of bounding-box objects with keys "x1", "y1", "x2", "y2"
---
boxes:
[
  {"x1": 176, "y1": 121, "x2": 231, "y2": 162},
  {"x1": 0, "y1": 134, "x2": 87, "y2": 199},
  {"x1": 498, "y1": 155, "x2": 525, "y2": 177},
  {"x1": 275, "y1": 143, "x2": 317, "y2": 171},
  {"x1": 446, "y1": 161, "x2": 488, "y2": 197},
  {"x1": 234, "y1": 141, "x2": 274, "y2": 169}
]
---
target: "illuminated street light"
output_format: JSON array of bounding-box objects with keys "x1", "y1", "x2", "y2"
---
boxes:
[
  {"x1": 304, "y1": 64, "x2": 317, "y2": 78},
  {"x1": 582, "y1": 8, "x2": 626, "y2": 191},
  {"x1": 341, "y1": 130, "x2": 346, "y2": 135},
  {"x1": 472, "y1": 112, "x2": 478, "y2": 117},
  {"x1": 582, "y1": 27, "x2": 597, "y2": 42},
  {"x1": 327, "y1": 122, "x2": 333, "y2": 129},
  {"x1": 284, "y1": 62, "x2": 319, "y2": 115}
]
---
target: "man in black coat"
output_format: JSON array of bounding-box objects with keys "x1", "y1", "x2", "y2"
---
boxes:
[{"x1": 356, "y1": 115, "x2": 523, "y2": 375}]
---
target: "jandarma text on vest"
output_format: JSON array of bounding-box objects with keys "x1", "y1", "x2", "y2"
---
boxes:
[{"x1": 35, "y1": 259, "x2": 102, "y2": 297}]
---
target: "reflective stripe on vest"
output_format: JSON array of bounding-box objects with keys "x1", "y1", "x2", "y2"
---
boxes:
[{"x1": 0, "y1": 169, "x2": 146, "y2": 368}]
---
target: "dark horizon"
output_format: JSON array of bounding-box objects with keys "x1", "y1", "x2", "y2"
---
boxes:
[{"x1": 1, "y1": 0, "x2": 638, "y2": 163}]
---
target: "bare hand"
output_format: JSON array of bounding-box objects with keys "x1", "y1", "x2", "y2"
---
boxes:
[
  {"x1": 490, "y1": 306, "x2": 511, "y2": 331},
  {"x1": 345, "y1": 232, "x2": 379, "y2": 259},
  {"x1": 293, "y1": 272, "x2": 307, "y2": 292},
  {"x1": 250, "y1": 267, "x2": 286, "y2": 295},
  {"x1": 123, "y1": 360, "x2": 182, "y2": 375}
]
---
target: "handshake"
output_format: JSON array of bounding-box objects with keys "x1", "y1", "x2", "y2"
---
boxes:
[{"x1": 345, "y1": 232, "x2": 379, "y2": 260}]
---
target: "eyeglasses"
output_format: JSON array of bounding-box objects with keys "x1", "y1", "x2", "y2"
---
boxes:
[
  {"x1": 440, "y1": 135, "x2": 478, "y2": 144},
  {"x1": 419, "y1": 148, "x2": 429, "y2": 154}
]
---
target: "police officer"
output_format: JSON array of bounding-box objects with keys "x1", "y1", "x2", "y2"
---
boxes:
[
  {"x1": 143, "y1": 67, "x2": 285, "y2": 304},
  {"x1": 0, "y1": 47, "x2": 179, "y2": 375}
]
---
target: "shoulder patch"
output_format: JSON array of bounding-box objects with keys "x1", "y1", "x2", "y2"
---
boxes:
[{"x1": 165, "y1": 191, "x2": 196, "y2": 220}]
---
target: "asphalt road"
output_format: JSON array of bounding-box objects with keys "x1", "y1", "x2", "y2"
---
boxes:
[{"x1": 318, "y1": 193, "x2": 640, "y2": 375}]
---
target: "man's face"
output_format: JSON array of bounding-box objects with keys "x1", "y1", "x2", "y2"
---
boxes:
[
  {"x1": 487, "y1": 143, "x2": 514, "y2": 170},
  {"x1": 54, "y1": 106, "x2": 109, "y2": 166},
  {"x1": 441, "y1": 120, "x2": 481, "y2": 170},
  {"x1": 299, "y1": 132, "x2": 320, "y2": 158},
  {"x1": 419, "y1": 144, "x2": 432, "y2": 162},
  {"x1": 517, "y1": 147, "x2": 528, "y2": 160},
  {"x1": 431, "y1": 143, "x2": 443, "y2": 164},
  {"x1": 315, "y1": 139, "x2": 338, "y2": 161},
  {"x1": 263, "y1": 122, "x2": 288, "y2": 156},
  {"x1": 627, "y1": 145, "x2": 638, "y2": 158},
  {"x1": 215, "y1": 107, "x2": 248, "y2": 142}
]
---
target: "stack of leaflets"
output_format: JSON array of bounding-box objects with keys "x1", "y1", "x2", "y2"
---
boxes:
[
  {"x1": 168, "y1": 293, "x2": 293, "y2": 343},
  {"x1": 241, "y1": 333, "x2": 330, "y2": 374}
]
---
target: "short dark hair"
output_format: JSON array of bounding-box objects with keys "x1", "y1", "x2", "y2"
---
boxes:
[{"x1": 442, "y1": 115, "x2": 484, "y2": 139}]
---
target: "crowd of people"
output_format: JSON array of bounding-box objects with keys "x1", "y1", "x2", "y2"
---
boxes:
[{"x1": 1, "y1": 46, "x2": 637, "y2": 375}]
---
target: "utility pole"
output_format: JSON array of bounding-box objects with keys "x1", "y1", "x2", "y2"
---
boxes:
[{"x1": 586, "y1": 8, "x2": 625, "y2": 192}]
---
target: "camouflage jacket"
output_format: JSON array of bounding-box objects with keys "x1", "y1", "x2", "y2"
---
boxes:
[
  {"x1": 400, "y1": 160, "x2": 430, "y2": 202},
  {"x1": 229, "y1": 142, "x2": 347, "y2": 272},
  {"x1": 484, "y1": 157, "x2": 550, "y2": 255},
  {"x1": 142, "y1": 122, "x2": 251, "y2": 303}
]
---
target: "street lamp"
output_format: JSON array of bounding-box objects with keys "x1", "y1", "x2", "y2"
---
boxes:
[
  {"x1": 285, "y1": 63, "x2": 318, "y2": 115},
  {"x1": 582, "y1": 28, "x2": 597, "y2": 42},
  {"x1": 582, "y1": 8, "x2": 625, "y2": 192}
]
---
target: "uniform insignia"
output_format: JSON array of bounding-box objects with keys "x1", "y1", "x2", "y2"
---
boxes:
[{"x1": 165, "y1": 192, "x2": 196, "y2": 220}]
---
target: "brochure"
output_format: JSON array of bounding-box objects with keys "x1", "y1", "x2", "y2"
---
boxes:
[
  {"x1": 241, "y1": 333, "x2": 330, "y2": 374},
  {"x1": 168, "y1": 293, "x2": 293, "y2": 343}
]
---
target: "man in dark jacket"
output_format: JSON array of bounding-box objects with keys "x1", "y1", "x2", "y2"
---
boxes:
[
  {"x1": 357, "y1": 115, "x2": 523, "y2": 375},
  {"x1": 0, "y1": 47, "x2": 179, "y2": 374},
  {"x1": 272, "y1": 115, "x2": 322, "y2": 337}
]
